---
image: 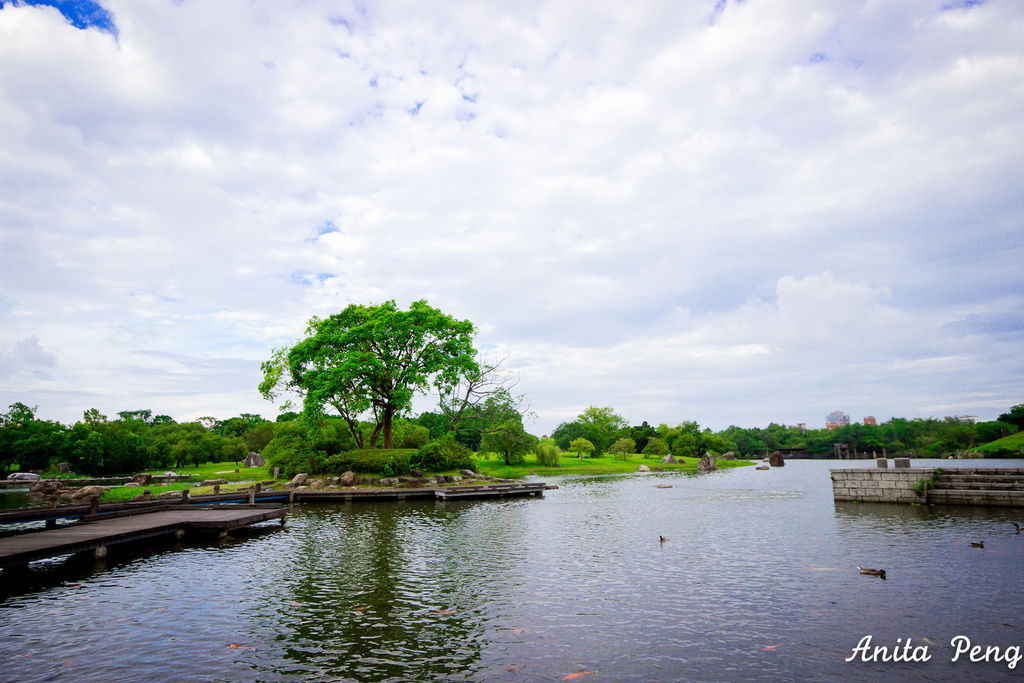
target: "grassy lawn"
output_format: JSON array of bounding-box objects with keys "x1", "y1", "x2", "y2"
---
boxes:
[
  {"x1": 976, "y1": 430, "x2": 1024, "y2": 456},
  {"x1": 473, "y1": 452, "x2": 753, "y2": 478},
  {"x1": 145, "y1": 461, "x2": 276, "y2": 483}
]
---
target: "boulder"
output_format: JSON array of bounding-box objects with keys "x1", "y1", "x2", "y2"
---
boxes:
[
  {"x1": 7, "y1": 472, "x2": 40, "y2": 481},
  {"x1": 697, "y1": 452, "x2": 717, "y2": 472},
  {"x1": 756, "y1": 464, "x2": 770, "y2": 470},
  {"x1": 243, "y1": 452, "x2": 265, "y2": 468},
  {"x1": 157, "y1": 490, "x2": 182, "y2": 498},
  {"x1": 30, "y1": 480, "x2": 62, "y2": 495},
  {"x1": 460, "y1": 469, "x2": 476, "y2": 477},
  {"x1": 654, "y1": 467, "x2": 665, "y2": 472},
  {"x1": 309, "y1": 479, "x2": 326, "y2": 490},
  {"x1": 655, "y1": 483, "x2": 673, "y2": 489},
  {"x1": 769, "y1": 452, "x2": 785, "y2": 467},
  {"x1": 71, "y1": 485, "x2": 109, "y2": 500},
  {"x1": 57, "y1": 462, "x2": 72, "y2": 474},
  {"x1": 410, "y1": 469, "x2": 424, "y2": 478},
  {"x1": 123, "y1": 482, "x2": 141, "y2": 488},
  {"x1": 134, "y1": 473, "x2": 153, "y2": 485},
  {"x1": 638, "y1": 465, "x2": 651, "y2": 472},
  {"x1": 200, "y1": 479, "x2": 229, "y2": 487},
  {"x1": 339, "y1": 471, "x2": 356, "y2": 486},
  {"x1": 720, "y1": 451, "x2": 737, "y2": 461},
  {"x1": 290, "y1": 473, "x2": 309, "y2": 486},
  {"x1": 162, "y1": 471, "x2": 178, "y2": 477},
  {"x1": 661, "y1": 454, "x2": 677, "y2": 464}
]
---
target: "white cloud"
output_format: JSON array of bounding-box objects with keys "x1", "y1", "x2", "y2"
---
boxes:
[{"x1": 0, "y1": 0, "x2": 1021, "y2": 431}]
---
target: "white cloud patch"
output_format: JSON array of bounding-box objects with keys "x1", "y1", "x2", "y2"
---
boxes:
[{"x1": 1, "y1": 0, "x2": 1021, "y2": 430}]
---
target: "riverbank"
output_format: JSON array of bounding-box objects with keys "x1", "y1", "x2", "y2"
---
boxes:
[{"x1": 473, "y1": 452, "x2": 754, "y2": 478}]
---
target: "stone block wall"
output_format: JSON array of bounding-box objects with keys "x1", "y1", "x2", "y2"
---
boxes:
[{"x1": 830, "y1": 468, "x2": 936, "y2": 504}]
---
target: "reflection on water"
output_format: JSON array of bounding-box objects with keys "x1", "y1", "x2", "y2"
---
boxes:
[{"x1": 1, "y1": 460, "x2": 1022, "y2": 681}]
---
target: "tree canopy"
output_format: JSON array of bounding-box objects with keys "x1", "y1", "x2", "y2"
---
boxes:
[{"x1": 260, "y1": 300, "x2": 478, "y2": 449}]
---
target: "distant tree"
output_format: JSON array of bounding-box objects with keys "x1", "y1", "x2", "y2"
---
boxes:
[
  {"x1": 245, "y1": 422, "x2": 275, "y2": 452},
  {"x1": 221, "y1": 436, "x2": 248, "y2": 464},
  {"x1": 118, "y1": 409, "x2": 153, "y2": 424},
  {"x1": 998, "y1": 404, "x2": 1024, "y2": 430},
  {"x1": 608, "y1": 437, "x2": 636, "y2": 460},
  {"x1": 480, "y1": 419, "x2": 535, "y2": 465},
  {"x1": 568, "y1": 437, "x2": 595, "y2": 459},
  {"x1": 642, "y1": 437, "x2": 669, "y2": 457}
]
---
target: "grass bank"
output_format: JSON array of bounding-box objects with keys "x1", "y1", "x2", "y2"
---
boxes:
[
  {"x1": 473, "y1": 452, "x2": 753, "y2": 479},
  {"x1": 976, "y1": 431, "x2": 1024, "y2": 457}
]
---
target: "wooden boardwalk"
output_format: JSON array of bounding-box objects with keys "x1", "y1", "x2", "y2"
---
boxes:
[{"x1": 0, "y1": 505, "x2": 285, "y2": 569}]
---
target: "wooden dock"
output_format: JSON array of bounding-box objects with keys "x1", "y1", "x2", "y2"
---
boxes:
[
  {"x1": 0, "y1": 482, "x2": 547, "y2": 526},
  {"x1": 0, "y1": 505, "x2": 286, "y2": 569}
]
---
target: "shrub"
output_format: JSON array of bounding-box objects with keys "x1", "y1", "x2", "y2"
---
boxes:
[
  {"x1": 325, "y1": 449, "x2": 414, "y2": 475},
  {"x1": 412, "y1": 435, "x2": 474, "y2": 472},
  {"x1": 534, "y1": 438, "x2": 561, "y2": 467}
]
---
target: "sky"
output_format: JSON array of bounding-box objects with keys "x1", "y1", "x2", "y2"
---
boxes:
[{"x1": 1, "y1": 0, "x2": 1022, "y2": 435}]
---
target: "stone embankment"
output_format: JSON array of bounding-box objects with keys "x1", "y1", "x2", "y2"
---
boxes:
[{"x1": 831, "y1": 462, "x2": 1024, "y2": 507}]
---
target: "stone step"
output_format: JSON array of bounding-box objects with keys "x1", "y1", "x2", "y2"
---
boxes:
[
  {"x1": 934, "y1": 474, "x2": 1024, "y2": 485},
  {"x1": 930, "y1": 481, "x2": 1024, "y2": 491},
  {"x1": 926, "y1": 488, "x2": 1024, "y2": 507}
]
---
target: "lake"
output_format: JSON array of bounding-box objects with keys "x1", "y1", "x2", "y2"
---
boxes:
[{"x1": 1, "y1": 459, "x2": 1022, "y2": 681}]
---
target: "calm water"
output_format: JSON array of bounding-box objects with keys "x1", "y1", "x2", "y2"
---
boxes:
[{"x1": 1, "y1": 460, "x2": 1022, "y2": 681}]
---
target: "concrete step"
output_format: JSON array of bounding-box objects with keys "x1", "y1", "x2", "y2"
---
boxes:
[
  {"x1": 926, "y1": 488, "x2": 1024, "y2": 507},
  {"x1": 930, "y1": 481, "x2": 1024, "y2": 491}
]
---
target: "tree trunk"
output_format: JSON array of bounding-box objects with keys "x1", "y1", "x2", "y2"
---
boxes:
[{"x1": 382, "y1": 404, "x2": 396, "y2": 449}]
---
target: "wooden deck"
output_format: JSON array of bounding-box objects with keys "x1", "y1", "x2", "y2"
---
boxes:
[{"x1": 0, "y1": 505, "x2": 285, "y2": 569}]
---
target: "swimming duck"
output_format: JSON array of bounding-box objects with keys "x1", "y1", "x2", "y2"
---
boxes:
[
  {"x1": 857, "y1": 567, "x2": 886, "y2": 579},
  {"x1": 1014, "y1": 522, "x2": 1020, "y2": 534},
  {"x1": 970, "y1": 540, "x2": 984, "y2": 548},
  {"x1": 659, "y1": 535, "x2": 667, "y2": 543}
]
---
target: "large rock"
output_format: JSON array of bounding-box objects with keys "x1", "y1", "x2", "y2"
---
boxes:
[
  {"x1": 243, "y1": 452, "x2": 265, "y2": 467},
  {"x1": 720, "y1": 451, "x2": 737, "y2": 461},
  {"x1": 290, "y1": 473, "x2": 309, "y2": 486},
  {"x1": 57, "y1": 462, "x2": 72, "y2": 474},
  {"x1": 638, "y1": 464, "x2": 651, "y2": 472},
  {"x1": 200, "y1": 479, "x2": 229, "y2": 487},
  {"x1": 697, "y1": 452, "x2": 717, "y2": 472},
  {"x1": 769, "y1": 451, "x2": 785, "y2": 467},
  {"x1": 71, "y1": 485, "x2": 109, "y2": 500},
  {"x1": 134, "y1": 473, "x2": 153, "y2": 485},
  {"x1": 7, "y1": 472, "x2": 40, "y2": 481},
  {"x1": 30, "y1": 480, "x2": 62, "y2": 495},
  {"x1": 309, "y1": 479, "x2": 326, "y2": 490},
  {"x1": 339, "y1": 471, "x2": 356, "y2": 486},
  {"x1": 661, "y1": 454, "x2": 677, "y2": 464},
  {"x1": 460, "y1": 469, "x2": 476, "y2": 477}
]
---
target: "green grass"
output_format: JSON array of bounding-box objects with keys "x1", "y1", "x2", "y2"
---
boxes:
[
  {"x1": 976, "y1": 430, "x2": 1024, "y2": 456},
  {"x1": 473, "y1": 452, "x2": 753, "y2": 479},
  {"x1": 145, "y1": 461, "x2": 276, "y2": 483}
]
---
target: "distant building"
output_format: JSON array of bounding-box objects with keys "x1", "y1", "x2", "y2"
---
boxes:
[
  {"x1": 826, "y1": 411, "x2": 850, "y2": 430},
  {"x1": 863, "y1": 416, "x2": 877, "y2": 426},
  {"x1": 953, "y1": 415, "x2": 978, "y2": 424}
]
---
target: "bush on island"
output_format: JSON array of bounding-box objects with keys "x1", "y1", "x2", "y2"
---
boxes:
[{"x1": 412, "y1": 434, "x2": 474, "y2": 473}]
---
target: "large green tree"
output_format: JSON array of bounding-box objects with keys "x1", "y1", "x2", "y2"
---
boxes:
[{"x1": 260, "y1": 300, "x2": 478, "y2": 449}]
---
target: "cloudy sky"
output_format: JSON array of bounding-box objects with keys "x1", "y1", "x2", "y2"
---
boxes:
[{"x1": 1, "y1": 0, "x2": 1022, "y2": 434}]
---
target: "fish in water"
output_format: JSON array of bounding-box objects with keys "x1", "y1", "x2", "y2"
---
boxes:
[
  {"x1": 970, "y1": 541, "x2": 984, "y2": 548},
  {"x1": 857, "y1": 567, "x2": 886, "y2": 579}
]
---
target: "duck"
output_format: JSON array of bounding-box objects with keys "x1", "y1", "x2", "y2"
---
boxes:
[
  {"x1": 857, "y1": 567, "x2": 886, "y2": 579},
  {"x1": 659, "y1": 535, "x2": 667, "y2": 543},
  {"x1": 970, "y1": 540, "x2": 984, "y2": 548},
  {"x1": 1014, "y1": 522, "x2": 1020, "y2": 535}
]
